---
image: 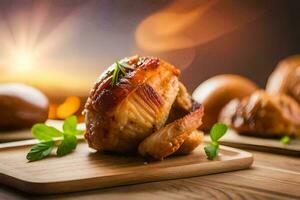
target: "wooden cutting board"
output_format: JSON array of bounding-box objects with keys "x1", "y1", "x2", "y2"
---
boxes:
[
  {"x1": 0, "y1": 129, "x2": 32, "y2": 142},
  {"x1": 208, "y1": 129, "x2": 300, "y2": 156},
  {"x1": 0, "y1": 140, "x2": 253, "y2": 194}
]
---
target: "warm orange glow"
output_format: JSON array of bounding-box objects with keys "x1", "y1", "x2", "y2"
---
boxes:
[
  {"x1": 135, "y1": 0, "x2": 265, "y2": 59},
  {"x1": 77, "y1": 114, "x2": 85, "y2": 123},
  {"x1": 48, "y1": 104, "x2": 58, "y2": 119},
  {"x1": 0, "y1": 1, "x2": 94, "y2": 96},
  {"x1": 56, "y1": 96, "x2": 81, "y2": 119},
  {"x1": 136, "y1": 0, "x2": 218, "y2": 52}
]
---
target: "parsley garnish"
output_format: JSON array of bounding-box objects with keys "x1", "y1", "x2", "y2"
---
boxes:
[
  {"x1": 204, "y1": 123, "x2": 228, "y2": 160},
  {"x1": 26, "y1": 116, "x2": 83, "y2": 162},
  {"x1": 111, "y1": 60, "x2": 132, "y2": 86},
  {"x1": 280, "y1": 135, "x2": 290, "y2": 145}
]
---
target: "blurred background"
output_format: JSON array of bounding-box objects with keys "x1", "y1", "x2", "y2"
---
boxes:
[{"x1": 0, "y1": 0, "x2": 300, "y2": 119}]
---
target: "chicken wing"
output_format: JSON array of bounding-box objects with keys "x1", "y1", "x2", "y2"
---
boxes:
[{"x1": 138, "y1": 105, "x2": 204, "y2": 160}]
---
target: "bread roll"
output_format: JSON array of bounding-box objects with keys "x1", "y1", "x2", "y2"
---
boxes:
[
  {"x1": 192, "y1": 74, "x2": 257, "y2": 130},
  {"x1": 0, "y1": 83, "x2": 49, "y2": 130}
]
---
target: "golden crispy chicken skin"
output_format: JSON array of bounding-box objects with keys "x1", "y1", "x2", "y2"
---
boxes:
[
  {"x1": 138, "y1": 106, "x2": 204, "y2": 160},
  {"x1": 176, "y1": 130, "x2": 204, "y2": 155},
  {"x1": 84, "y1": 56, "x2": 204, "y2": 159},
  {"x1": 266, "y1": 55, "x2": 300, "y2": 104},
  {"x1": 219, "y1": 90, "x2": 300, "y2": 137},
  {"x1": 166, "y1": 82, "x2": 204, "y2": 155}
]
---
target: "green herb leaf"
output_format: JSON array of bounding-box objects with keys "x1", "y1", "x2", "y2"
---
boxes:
[
  {"x1": 116, "y1": 61, "x2": 126, "y2": 75},
  {"x1": 56, "y1": 134, "x2": 77, "y2": 157},
  {"x1": 63, "y1": 116, "x2": 80, "y2": 134},
  {"x1": 111, "y1": 63, "x2": 120, "y2": 86},
  {"x1": 27, "y1": 116, "x2": 84, "y2": 161},
  {"x1": 26, "y1": 141, "x2": 54, "y2": 161},
  {"x1": 204, "y1": 123, "x2": 228, "y2": 160},
  {"x1": 63, "y1": 115, "x2": 77, "y2": 133},
  {"x1": 63, "y1": 115, "x2": 84, "y2": 135},
  {"x1": 211, "y1": 141, "x2": 219, "y2": 148},
  {"x1": 111, "y1": 60, "x2": 130, "y2": 86},
  {"x1": 280, "y1": 135, "x2": 290, "y2": 145},
  {"x1": 32, "y1": 124, "x2": 63, "y2": 141},
  {"x1": 204, "y1": 144, "x2": 218, "y2": 160},
  {"x1": 210, "y1": 123, "x2": 228, "y2": 142}
]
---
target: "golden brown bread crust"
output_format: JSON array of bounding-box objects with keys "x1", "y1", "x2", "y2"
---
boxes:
[
  {"x1": 0, "y1": 84, "x2": 49, "y2": 130},
  {"x1": 219, "y1": 90, "x2": 300, "y2": 137},
  {"x1": 192, "y1": 74, "x2": 258, "y2": 131}
]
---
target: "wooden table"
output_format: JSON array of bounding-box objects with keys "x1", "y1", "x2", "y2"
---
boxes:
[{"x1": 1, "y1": 149, "x2": 299, "y2": 200}]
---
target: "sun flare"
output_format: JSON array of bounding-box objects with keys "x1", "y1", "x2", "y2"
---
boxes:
[{"x1": 10, "y1": 50, "x2": 35, "y2": 73}]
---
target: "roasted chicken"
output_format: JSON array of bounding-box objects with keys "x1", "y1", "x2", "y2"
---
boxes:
[
  {"x1": 219, "y1": 90, "x2": 300, "y2": 137},
  {"x1": 266, "y1": 55, "x2": 300, "y2": 104},
  {"x1": 84, "y1": 56, "x2": 204, "y2": 160}
]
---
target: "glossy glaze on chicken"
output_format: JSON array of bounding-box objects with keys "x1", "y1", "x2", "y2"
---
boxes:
[
  {"x1": 84, "y1": 56, "x2": 204, "y2": 159},
  {"x1": 219, "y1": 90, "x2": 300, "y2": 137}
]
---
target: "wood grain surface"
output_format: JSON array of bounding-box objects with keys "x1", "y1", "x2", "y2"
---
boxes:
[
  {"x1": 0, "y1": 129, "x2": 32, "y2": 142},
  {"x1": 1, "y1": 126, "x2": 299, "y2": 199},
  {"x1": 0, "y1": 141, "x2": 252, "y2": 194},
  {"x1": 0, "y1": 149, "x2": 299, "y2": 200}
]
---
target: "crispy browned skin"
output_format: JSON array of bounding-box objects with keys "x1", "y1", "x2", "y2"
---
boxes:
[
  {"x1": 167, "y1": 82, "x2": 204, "y2": 155},
  {"x1": 85, "y1": 56, "x2": 181, "y2": 152},
  {"x1": 266, "y1": 55, "x2": 300, "y2": 104},
  {"x1": 176, "y1": 130, "x2": 204, "y2": 154},
  {"x1": 219, "y1": 90, "x2": 300, "y2": 137},
  {"x1": 138, "y1": 106, "x2": 204, "y2": 160},
  {"x1": 174, "y1": 82, "x2": 193, "y2": 111},
  {"x1": 140, "y1": 82, "x2": 204, "y2": 159},
  {"x1": 85, "y1": 56, "x2": 204, "y2": 158}
]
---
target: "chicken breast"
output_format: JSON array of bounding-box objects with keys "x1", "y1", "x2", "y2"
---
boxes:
[
  {"x1": 219, "y1": 90, "x2": 300, "y2": 137},
  {"x1": 84, "y1": 56, "x2": 204, "y2": 158}
]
